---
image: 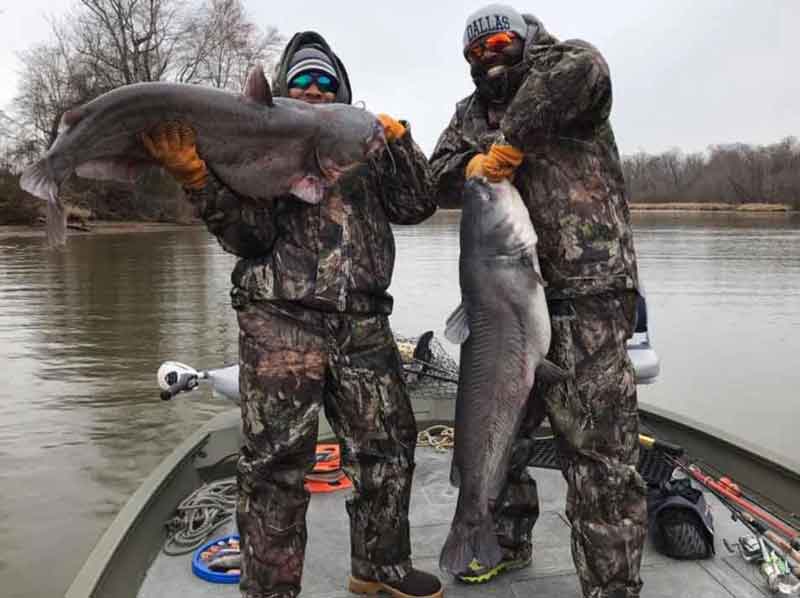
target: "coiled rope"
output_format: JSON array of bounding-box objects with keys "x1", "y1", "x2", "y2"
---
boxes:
[
  {"x1": 163, "y1": 477, "x2": 238, "y2": 555},
  {"x1": 417, "y1": 425, "x2": 455, "y2": 452}
]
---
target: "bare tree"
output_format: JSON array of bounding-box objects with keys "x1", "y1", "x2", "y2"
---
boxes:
[
  {"x1": 71, "y1": 0, "x2": 184, "y2": 87},
  {"x1": 11, "y1": 29, "x2": 100, "y2": 153},
  {"x1": 7, "y1": 0, "x2": 281, "y2": 163},
  {"x1": 657, "y1": 149, "x2": 705, "y2": 194},
  {"x1": 705, "y1": 144, "x2": 766, "y2": 204},
  {"x1": 622, "y1": 152, "x2": 653, "y2": 196},
  {"x1": 0, "y1": 109, "x2": 15, "y2": 170},
  {"x1": 0, "y1": 110, "x2": 11, "y2": 138},
  {"x1": 174, "y1": 0, "x2": 283, "y2": 90}
]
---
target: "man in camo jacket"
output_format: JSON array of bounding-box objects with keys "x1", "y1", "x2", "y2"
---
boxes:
[
  {"x1": 430, "y1": 5, "x2": 647, "y2": 597},
  {"x1": 143, "y1": 30, "x2": 443, "y2": 598}
]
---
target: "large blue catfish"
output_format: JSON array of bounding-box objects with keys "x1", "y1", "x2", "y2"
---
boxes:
[
  {"x1": 20, "y1": 65, "x2": 385, "y2": 245},
  {"x1": 440, "y1": 178, "x2": 565, "y2": 576}
]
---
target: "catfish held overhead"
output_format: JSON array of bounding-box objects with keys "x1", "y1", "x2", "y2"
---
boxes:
[{"x1": 19, "y1": 65, "x2": 386, "y2": 246}]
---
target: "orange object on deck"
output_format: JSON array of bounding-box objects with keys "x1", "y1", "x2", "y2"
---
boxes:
[
  {"x1": 305, "y1": 444, "x2": 352, "y2": 493},
  {"x1": 312, "y1": 444, "x2": 342, "y2": 473}
]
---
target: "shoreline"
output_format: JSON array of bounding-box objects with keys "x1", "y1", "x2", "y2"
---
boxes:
[
  {"x1": 0, "y1": 220, "x2": 203, "y2": 238},
  {"x1": 2, "y1": 203, "x2": 797, "y2": 237},
  {"x1": 629, "y1": 202, "x2": 795, "y2": 213},
  {"x1": 436, "y1": 203, "x2": 796, "y2": 214}
]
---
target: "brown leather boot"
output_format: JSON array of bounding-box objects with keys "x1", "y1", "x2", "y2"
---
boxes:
[{"x1": 348, "y1": 568, "x2": 444, "y2": 597}]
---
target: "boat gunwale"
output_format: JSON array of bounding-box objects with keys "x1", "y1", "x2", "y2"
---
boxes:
[
  {"x1": 639, "y1": 402, "x2": 800, "y2": 479},
  {"x1": 64, "y1": 410, "x2": 240, "y2": 598}
]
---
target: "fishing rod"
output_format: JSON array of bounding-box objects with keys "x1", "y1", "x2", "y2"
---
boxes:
[
  {"x1": 401, "y1": 365, "x2": 458, "y2": 384},
  {"x1": 407, "y1": 356, "x2": 458, "y2": 378},
  {"x1": 638, "y1": 433, "x2": 684, "y2": 456},
  {"x1": 662, "y1": 454, "x2": 800, "y2": 548},
  {"x1": 664, "y1": 455, "x2": 800, "y2": 594},
  {"x1": 713, "y1": 473, "x2": 800, "y2": 536},
  {"x1": 729, "y1": 512, "x2": 800, "y2": 595},
  {"x1": 664, "y1": 456, "x2": 800, "y2": 568},
  {"x1": 641, "y1": 424, "x2": 800, "y2": 533},
  {"x1": 732, "y1": 507, "x2": 800, "y2": 579},
  {"x1": 711, "y1": 491, "x2": 800, "y2": 596}
]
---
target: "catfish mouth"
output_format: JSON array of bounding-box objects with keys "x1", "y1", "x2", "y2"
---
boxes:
[
  {"x1": 314, "y1": 120, "x2": 386, "y2": 183},
  {"x1": 465, "y1": 177, "x2": 496, "y2": 203}
]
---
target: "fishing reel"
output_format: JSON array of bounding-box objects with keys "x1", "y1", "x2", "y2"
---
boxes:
[
  {"x1": 760, "y1": 545, "x2": 800, "y2": 595},
  {"x1": 725, "y1": 535, "x2": 800, "y2": 595},
  {"x1": 156, "y1": 361, "x2": 241, "y2": 404},
  {"x1": 157, "y1": 361, "x2": 201, "y2": 400},
  {"x1": 737, "y1": 535, "x2": 763, "y2": 563}
]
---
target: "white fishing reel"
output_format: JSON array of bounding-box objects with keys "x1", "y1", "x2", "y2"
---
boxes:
[
  {"x1": 156, "y1": 360, "x2": 241, "y2": 404},
  {"x1": 157, "y1": 361, "x2": 201, "y2": 400}
]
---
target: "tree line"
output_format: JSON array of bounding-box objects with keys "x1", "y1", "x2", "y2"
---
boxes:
[
  {"x1": 2, "y1": 2, "x2": 798, "y2": 225},
  {"x1": 622, "y1": 139, "x2": 800, "y2": 208}
]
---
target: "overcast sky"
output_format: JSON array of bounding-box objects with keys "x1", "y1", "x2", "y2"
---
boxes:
[{"x1": 1, "y1": 1, "x2": 799, "y2": 156}]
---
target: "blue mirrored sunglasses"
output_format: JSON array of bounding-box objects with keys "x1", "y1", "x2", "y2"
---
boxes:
[{"x1": 289, "y1": 71, "x2": 339, "y2": 93}]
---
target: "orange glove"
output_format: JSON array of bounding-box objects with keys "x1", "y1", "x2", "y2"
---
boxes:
[
  {"x1": 377, "y1": 114, "x2": 407, "y2": 142},
  {"x1": 465, "y1": 154, "x2": 487, "y2": 179},
  {"x1": 465, "y1": 144, "x2": 524, "y2": 182},
  {"x1": 141, "y1": 121, "x2": 208, "y2": 190}
]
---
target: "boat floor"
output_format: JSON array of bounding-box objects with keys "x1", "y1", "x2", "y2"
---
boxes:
[{"x1": 139, "y1": 448, "x2": 773, "y2": 598}]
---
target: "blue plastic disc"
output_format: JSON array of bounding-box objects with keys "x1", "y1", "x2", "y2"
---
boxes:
[{"x1": 192, "y1": 535, "x2": 241, "y2": 584}]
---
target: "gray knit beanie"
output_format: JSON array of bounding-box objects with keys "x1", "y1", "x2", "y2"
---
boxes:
[
  {"x1": 462, "y1": 4, "x2": 528, "y2": 53},
  {"x1": 286, "y1": 47, "x2": 338, "y2": 83}
]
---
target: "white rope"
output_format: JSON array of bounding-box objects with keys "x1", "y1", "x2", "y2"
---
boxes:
[
  {"x1": 418, "y1": 424, "x2": 455, "y2": 452},
  {"x1": 163, "y1": 477, "x2": 238, "y2": 555}
]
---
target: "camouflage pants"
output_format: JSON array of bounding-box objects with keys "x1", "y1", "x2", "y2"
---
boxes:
[
  {"x1": 495, "y1": 292, "x2": 648, "y2": 598},
  {"x1": 235, "y1": 301, "x2": 418, "y2": 598}
]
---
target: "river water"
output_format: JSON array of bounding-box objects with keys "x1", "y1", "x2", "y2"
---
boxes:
[{"x1": 1, "y1": 211, "x2": 799, "y2": 598}]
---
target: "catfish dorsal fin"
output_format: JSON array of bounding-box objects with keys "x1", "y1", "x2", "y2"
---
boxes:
[{"x1": 243, "y1": 64, "x2": 274, "y2": 106}]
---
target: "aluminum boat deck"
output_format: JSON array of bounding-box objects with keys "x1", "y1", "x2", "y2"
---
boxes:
[{"x1": 138, "y1": 448, "x2": 772, "y2": 598}]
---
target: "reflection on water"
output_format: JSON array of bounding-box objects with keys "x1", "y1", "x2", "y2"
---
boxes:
[
  {"x1": 0, "y1": 230, "x2": 237, "y2": 598},
  {"x1": 1, "y1": 211, "x2": 799, "y2": 597},
  {"x1": 625, "y1": 212, "x2": 800, "y2": 468}
]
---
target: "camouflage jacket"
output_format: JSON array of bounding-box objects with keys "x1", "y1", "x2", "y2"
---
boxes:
[
  {"x1": 430, "y1": 34, "x2": 639, "y2": 300},
  {"x1": 188, "y1": 128, "x2": 435, "y2": 315}
]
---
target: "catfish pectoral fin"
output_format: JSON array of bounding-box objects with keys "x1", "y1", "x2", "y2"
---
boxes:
[
  {"x1": 288, "y1": 174, "x2": 326, "y2": 204},
  {"x1": 537, "y1": 359, "x2": 570, "y2": 384},
  {"x1": 444, "y1": 302, "x2": 470, "y2": 344}
]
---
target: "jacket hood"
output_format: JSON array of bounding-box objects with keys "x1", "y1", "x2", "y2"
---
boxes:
[
  {"x1": 272, "y1": 31, "x2": 352, "y2": 104},
  {"x1": 520, "y1": 13, "x2": 558, "y2": 52}
]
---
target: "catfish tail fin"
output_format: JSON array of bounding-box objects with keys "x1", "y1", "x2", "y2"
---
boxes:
[
  {"x1": 20, "y1": 158, "x2": 57, "y2": 202},
  {"x1": 46, "y1": 194, "x2": 67, "y2": 248},
  {"x1": 20, "y1": 159, "x2": 67, "y2": 247},
  {"x1": 439, "y1": 516, "x2": 501, "y2": 575}
]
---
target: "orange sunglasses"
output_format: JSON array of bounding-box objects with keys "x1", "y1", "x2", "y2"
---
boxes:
[{"x1": 468, "y1": 32, "x2": 517, "y2": 60}]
